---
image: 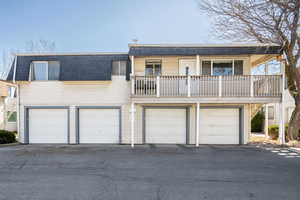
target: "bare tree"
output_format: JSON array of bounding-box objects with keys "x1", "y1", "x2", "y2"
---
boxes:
[
  {"x1": 25, "y1": 39, "x2": 56, "y2": 53},
  {"x1": 0, "y1": 40, "x2": 56, "y2": 79},
  {"x1": 0, "y1": 50, "x2": 15, "y2": 80},
  {"x1": 198, "y1": 0, "x2": 300, "y2": 140}
]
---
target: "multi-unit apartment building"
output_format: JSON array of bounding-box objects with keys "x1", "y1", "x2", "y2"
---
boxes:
[{"x1": 6, "y1": 44, "x2": 286, "y2": 146}]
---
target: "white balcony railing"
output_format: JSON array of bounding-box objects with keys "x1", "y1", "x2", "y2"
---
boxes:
[{"x1": 131, "y1": 75, "x2": 282, "y2": 98}]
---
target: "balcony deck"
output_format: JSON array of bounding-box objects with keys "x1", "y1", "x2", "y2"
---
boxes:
[{"x1": 131, "y1": 75, "x2": 282, "y2": 103}]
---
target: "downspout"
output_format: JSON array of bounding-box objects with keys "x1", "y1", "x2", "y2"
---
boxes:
[
  {"x1": 13, "y1": 55, "x2": 17, "y2": 83},
  {"x1": 16, "y1": 84, "x2": 20, "y2": 142},
  {"x1": 13, "y1": 56, "x2": 21, "y2": 142}
]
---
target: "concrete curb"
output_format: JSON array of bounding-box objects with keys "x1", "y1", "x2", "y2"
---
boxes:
[
  {"x1": 0, "y1": 143, "x2": 20, "y2": 148},
  {"x1": 289, "y1": 147, "x2": 300, "y2": 154}
]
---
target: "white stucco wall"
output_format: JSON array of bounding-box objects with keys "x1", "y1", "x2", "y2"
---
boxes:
[
  {"x1": 17, "y1": 58, "x2": 253, "y2": 145},
  {"x1": 18, "y1": 76, "x2": 131, "y2": 144}
]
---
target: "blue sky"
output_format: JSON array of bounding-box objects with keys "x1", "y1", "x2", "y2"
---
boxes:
[{"x1": 0, "y1": 0, "x2": 212, "y2": 53}]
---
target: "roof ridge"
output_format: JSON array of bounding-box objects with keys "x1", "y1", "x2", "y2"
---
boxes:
[
  {"x1": 128, "y1": 43, "x2": 280, "y2": 47},
  {"x1": 15, "y1": 52, "x2": 128, "y2": 56}
]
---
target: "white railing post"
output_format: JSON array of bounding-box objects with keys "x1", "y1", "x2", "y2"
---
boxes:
[
  {"x1": 250, "y1": 75, "x2": 254, "y2": 97},
  {"x1": 218, "y1": 76, "x2": 222, "y2": 97},
  {"x1": 196, "y1": 103, "x2": 200, "y2": 147},
  {"x1": 156, "y1": 76, "x2": 160, "y2": 97},
  {"x1": 187, "y1": 75, "x2": 191, "y2": 97},
  {"x1": 131, "y1": 75, "x2": 135, "y2": 96}
]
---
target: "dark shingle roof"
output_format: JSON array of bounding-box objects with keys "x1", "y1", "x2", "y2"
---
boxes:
[
  {"x1": 6, "y1": 54, "x2": 130, "y2": 81},
  {"x1": 128, "y1": 45, "x2": 282, "y2": 56},
  {"x1": 5, "y1": 44, "x2": 283, "y2": 82}
]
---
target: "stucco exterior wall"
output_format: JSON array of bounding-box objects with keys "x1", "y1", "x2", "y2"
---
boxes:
[
  {"x1": 18, "y1": 76, "x2": 131, "y2": 144},
  {"x1": 17, "y1": 76, "x2": 251, "y2": 145}
]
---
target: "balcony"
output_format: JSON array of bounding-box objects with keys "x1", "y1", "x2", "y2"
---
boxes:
[{"x1": 131, "y1": 75, "x2": 282, "y2": 102}]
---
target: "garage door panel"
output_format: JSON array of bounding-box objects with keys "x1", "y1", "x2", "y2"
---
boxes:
[
  {"x1": 29, "y1": 109, "x2": 68, "y2": 144},
  {"x1": 200, "y1": 108, "x2": 239, "y2": 144},
  {"x1": 146, "y1": 108, "x2": 186, "y2": 144},
  {"x1": 79, "y1": 109, "x2": 119, "y2": 144}
]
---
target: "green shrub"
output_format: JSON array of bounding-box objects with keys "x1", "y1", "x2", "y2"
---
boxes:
[
  {"x1": 0, "y1": 130, "x2": 16, "y2": 144},
  {"x1": 251, "y1": 111, "x2": 265, "y2": 132},
  {"x1": 268, "y1": 124, "x2": 288, "y2": 140}
]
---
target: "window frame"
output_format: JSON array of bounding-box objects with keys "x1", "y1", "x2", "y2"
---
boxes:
[
  {"x1": 30, "y1": 61, "x2": 60, "y2": 81},
  {"x1": 145, "y1": 59, "x2": 162, "y2": 76},
  {"x1": 201, "y1": 59, "x2": 244, "y2": 76},
  {"x1": 112, "y1": 60, "x2": 126, "y2": 76},
  {"x1": 30, "y1": 61, "x2": 48, "y2": 81},
  {"x1": 7, "y1": 111, "x2": 17, "y2": 123}
]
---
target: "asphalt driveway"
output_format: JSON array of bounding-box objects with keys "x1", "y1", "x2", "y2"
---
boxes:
[{"x1": 0, "y1": 145, "x2": 300, "y2": 200}]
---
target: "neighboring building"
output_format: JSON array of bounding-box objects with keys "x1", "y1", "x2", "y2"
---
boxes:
[
  {"x1": 6, "y1": 44, "x2": 284, "y2": 145},
  {"x1": 0, "y1": 81, "x2": 17, "y2": 132}
]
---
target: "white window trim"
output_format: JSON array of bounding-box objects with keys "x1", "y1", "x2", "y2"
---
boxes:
[
  {"x1": 30, "y1": 61, "x2": 48, "y2": 81},
  {"x1": 145, "y1": 60, "x2": 162, "y2": 76},
  {"x1": 30, "y1": 61, "x2": 60, "y2": 81},
  {"x1": 202, "y1": 59, "x2": 243, "y2": 76},
  {"x1": 112, "y1": 61, "x2": 126, "y2": 76}
]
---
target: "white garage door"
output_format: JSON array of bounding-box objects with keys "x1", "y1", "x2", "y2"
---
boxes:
[
  {"x1": 146, "y1": 108, "x2": 186, "y2": 144},
  {"x1": 199, "y1": 108, "x2": 240, "y2": 144},
  {"x1": 79, "y1": 108, "x2": 120, "y2": 143},
  {"x1": 28, "y1": 109, "x2": 68, "y2": 144}
]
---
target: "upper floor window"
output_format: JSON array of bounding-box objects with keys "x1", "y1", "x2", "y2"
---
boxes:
[
  {"x1": 112, "y1": 61, "x2": 126, "y2": 76},
  {"x1": 30, "y1": 61, "x2": 60, "y2": 81},
  {"x1": 213, "y1": 60, "x2": 233, "y2": 75},
  {"x1": 145, "y1": 60, "x2": 161, "y2": 76},
  {"x1": 202, "y1": 60, "x2": 243, "y2": 76}
]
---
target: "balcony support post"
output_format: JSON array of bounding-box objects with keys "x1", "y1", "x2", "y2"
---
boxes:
[
  {"x1": 130, "y1": 102, "x2": 135, "y2": 148},
  {"x1": 196, "y1": 103, "x2": 200, "y2": 147},
  {"x1": 265, "y1": 105, "x2": 269, "y2": 138},
  {"x1": 130, "y1": 55, "x2": 135, "y2": 96},
  {"x1": 131, "y1": 75, "x2": 135, "y2": 96},
  {"x1": 188, "y1": 75, "x2": 191, "y2": 97},
  {"x1": 130, "y1": 56, "x2": 135, "y2": 75},
  {"x1": 218, "y1": 76, "x2": 222, "y2": 97},
  {"x1": 156, "y1": 76, "x2": 160, "y2": 97},
  {"x1": 279, "y1": 61, "x2": 286, "y2": 144},
  {"x1": 196, "y1": 55, "x2": 200, "y2": 75}
]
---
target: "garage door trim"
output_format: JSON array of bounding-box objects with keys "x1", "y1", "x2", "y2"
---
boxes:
[
  {"x1": 199, "y1": 106, "x2": 244, "y2": 144},
  {"x1": 142, "y1": 106, "x2": 190, "y2": 144},
  {"x1": 24, "y1": 106, "x2": 70, "y2": 144},
  {"x1": 75, "y1": 106, "x2": 122, "y2": 144}
]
